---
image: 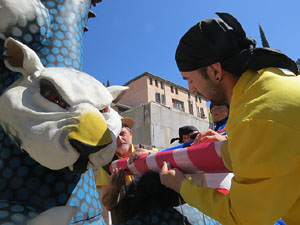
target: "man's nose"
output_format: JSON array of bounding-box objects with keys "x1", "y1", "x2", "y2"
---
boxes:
[
  {"x1": 117, "y1": 135, "x2": 125, "y2": 142},
  {"x1": 188, "y1": 84, "x2": 196, "y2": 94},
  {"x1": 117, "y1": 135, "x2": 122, "y2": 141}
]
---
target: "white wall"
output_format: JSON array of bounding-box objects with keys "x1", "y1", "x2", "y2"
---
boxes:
[{"x1": 121, "y1": 102, "x2": 209, "y2": 150}]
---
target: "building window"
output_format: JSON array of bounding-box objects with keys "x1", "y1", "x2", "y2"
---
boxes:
[
  {"x1": 188, "y1": 100, "x2": 193, "y2": 115},
  {"x1": 161, "y1": 94, "x2": 166, "y2": 105},
  {"x1": 172, "y1": 99, "x2": 184, "y2": 111},
  {"x1": 175, "y1": 88, "x2": 178, "y2": 94},
  {"x1": 171, "y1": 86, "x2": 174, "y2": 93},
  {"x1": 149, "y1": 77, "x2": 153, "y2": 85},
  {"x1": 200, "y1": 107, "x2": 205, "y2": 118},
  {"x1": 197, "y1": 107, "x2": 205, "y2": 118},
  {"x1": 196, "y1": 106, "x2": 200, "y2": 117},
  {"x1": 118, "y1": 107, "x2": 127, "y2": 113},
  {"x1": 195, "y1": 95, "x2": 202, "y2": 103},
  {"x1": 155, "y1": 92, "x2": 161, "y2": 103},
  {"x1": 155, "y1": 80, "x2": 158, "y2": 87},
  {"x1": 155, "y1": 93, "x2": 165, "y2": 105},
  {"x1": 161, "y1": 81, "x2": 164, "y2": 89},
  {"x1": 188, "y1": 92, "x2": 190, "y2": 99}
]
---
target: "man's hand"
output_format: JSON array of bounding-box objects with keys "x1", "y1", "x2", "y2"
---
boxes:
[
  {"x1": 109, "y1": 168, "x2": 125, "y2": 193},
  {"x1": 192, "y1": 129, "x2": 227, "y2": 145},
  {"x1": 128, "y1": 148, "x2": 155, "y2": 164},
  {"x1": 159, "y1": 161, "x2": 186, "y2": 193}
]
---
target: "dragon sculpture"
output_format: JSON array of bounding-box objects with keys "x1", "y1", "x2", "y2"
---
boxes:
[{"x1": 0, "y1": 0, "x2": 127, "y2": 224}]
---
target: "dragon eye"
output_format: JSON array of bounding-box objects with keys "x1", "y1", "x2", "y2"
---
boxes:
[
  {"x1": 100, "y1": 107, "x2": 109, "y2": 113},
  {"x1": 40, "y1": 79, "x2": 70, "y2": 110}
]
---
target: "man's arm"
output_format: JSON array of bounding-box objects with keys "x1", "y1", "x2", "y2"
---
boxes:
[
  {"x1": 180, "y1": 171, "x2": 300, "y2": 225},
  {"x1": 161, "y1": 120, "x2": 300, "y2": 224},
  {"x1": 192, "y1": 129, "x2": 227, "y2": 144},
  {"x1": 160, "y1": 161, "x2": 300, "y2": 225},
  {"x1": 128, "y1": 147, "x2": 157, "y2": 164}
]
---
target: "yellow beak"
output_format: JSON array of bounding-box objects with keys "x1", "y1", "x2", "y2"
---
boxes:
[{"x1": 68, "y1": 112, "x2": 112, "y2": 147}]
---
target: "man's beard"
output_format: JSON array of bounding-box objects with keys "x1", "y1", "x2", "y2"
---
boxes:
[
  {"x1": 204, "y1": 79, "x2": 228, "y2": 105},
  {"x1": 117, "y1": 143, "x2": 130, "y2": 155}
]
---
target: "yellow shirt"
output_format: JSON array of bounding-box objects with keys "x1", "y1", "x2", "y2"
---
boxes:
[{"x1": 180, "y1": 68, "x2": 300, "y2": 225}]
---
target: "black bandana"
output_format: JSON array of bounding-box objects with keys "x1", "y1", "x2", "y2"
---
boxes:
[{"x1": 175, "y1": 12, "x2": 298, "y2": 76}]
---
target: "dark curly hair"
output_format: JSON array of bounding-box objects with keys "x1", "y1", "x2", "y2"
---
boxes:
[{"x1": 115, "y1": 172, "x2": 184, "y2": 223}]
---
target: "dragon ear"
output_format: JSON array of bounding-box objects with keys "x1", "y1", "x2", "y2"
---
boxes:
[
  {"x1": 4, "y1": 37, "x2": 44, "y2": 77},
  {"x1": 106, "y1": 85, "x2": 129, "y2": 103}
]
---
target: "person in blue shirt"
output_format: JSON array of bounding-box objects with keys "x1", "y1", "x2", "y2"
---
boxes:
[{"x1": 210, "y1": 103, "x2": 229, "y2": 135}]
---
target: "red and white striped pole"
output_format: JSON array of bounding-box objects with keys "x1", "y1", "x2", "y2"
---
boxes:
[{"x1": 110, "y1": 141, "x2": 229, "y2": 175}]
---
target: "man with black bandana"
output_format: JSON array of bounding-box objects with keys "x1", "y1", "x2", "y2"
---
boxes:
[
  {"x1": 170, "y1": 125, "x2": 199, "y2": 144},
  {"x1": 159, "y1": 12, "x2": 300, "y2": 225}
]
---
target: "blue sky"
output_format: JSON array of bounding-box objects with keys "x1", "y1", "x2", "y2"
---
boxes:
[{"x1": 82, "y1": 0, "x2": 300, "y2": 89}]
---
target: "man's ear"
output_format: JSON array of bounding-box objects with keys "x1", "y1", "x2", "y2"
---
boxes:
[{"x1": 207, "y1": 62, "x2": 223, "y2": 81}]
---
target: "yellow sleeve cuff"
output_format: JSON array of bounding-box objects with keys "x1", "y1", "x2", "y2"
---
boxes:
[{"x1": 96, "y1": 167, "x2": 110, "y2": 189}]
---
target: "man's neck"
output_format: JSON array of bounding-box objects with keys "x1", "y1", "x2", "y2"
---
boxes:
[{"x1": 222, "y1": 70, "x2": 239, "y2": 104}]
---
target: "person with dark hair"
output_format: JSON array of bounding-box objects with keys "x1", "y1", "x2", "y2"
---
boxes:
[
  {"x1": 170, "y1": 125, "x2": 199, "y2": 144},
  {"x1": 113, "y1": 172, "x2": 196, "y2": 224},
  {"x1": 96, "y1": 117, "x2": 155, "y2": 224},
  {"x1": 160, "y1": 12, "x2": 299, "y2": 225}
]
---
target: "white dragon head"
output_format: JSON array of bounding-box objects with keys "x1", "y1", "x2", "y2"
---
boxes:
[{"x1": 0, "y1": 37, "x2": 128, "y2": 174}]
